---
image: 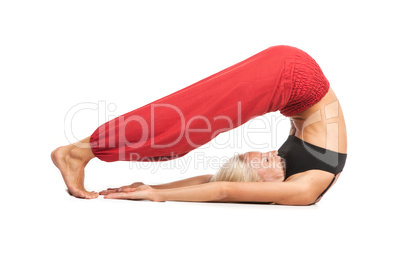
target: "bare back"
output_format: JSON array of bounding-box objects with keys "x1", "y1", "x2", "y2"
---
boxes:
[
  {"x1": 289, "y1": 87, "x2": 347, "y2": 154},
  {"x1": 282, "y1": 87, "x2": 347, "y2": 202}
]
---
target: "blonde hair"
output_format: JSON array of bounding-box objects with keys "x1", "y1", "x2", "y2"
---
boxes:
[{"x1": 210, "y1": 154, "x2": 261, "y2": 182}]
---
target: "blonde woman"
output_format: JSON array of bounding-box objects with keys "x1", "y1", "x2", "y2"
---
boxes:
[{"x1": 52, "y1": 45, "x2": 347, "y2": 205}]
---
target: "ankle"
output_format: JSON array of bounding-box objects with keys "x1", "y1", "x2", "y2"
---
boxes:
[{"x1": 68, "y1": 146, "x2": 94, "y2": 164}]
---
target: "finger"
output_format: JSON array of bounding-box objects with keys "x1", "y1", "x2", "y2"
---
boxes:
[
  {"x1": 100, "y1": 189, "x2": 114, "y2": 195},
  {"x1": 121, "y1": 187, "x2": 138, "y2": 193},
  {"x1": 103, "y1": 192, "x2": 133, "y2": 200},
  {"x1": 106, "y1": 185, "x2": 130, "y2": 192},
  {"x1": 103, "y1": 188, "x2": 120, "y2": 193},
  {"x1": 117, "y1": 186, "x2": 132, "y2": 192},
  {"x1": 100, "y1": 189, "x2": 119, "y2": 195}
]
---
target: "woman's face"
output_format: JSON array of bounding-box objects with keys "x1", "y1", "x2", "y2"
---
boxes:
[{"x1": 242, "y1": 150, "x2": 285, "y2": 182}]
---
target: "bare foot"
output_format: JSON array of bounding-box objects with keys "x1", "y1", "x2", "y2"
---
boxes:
[{"x1": 51, "y1": 144, "x2": 98, "y2": 199}]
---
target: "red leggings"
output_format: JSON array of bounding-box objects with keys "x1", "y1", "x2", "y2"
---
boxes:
[{"x1": 90, "y1": 45, "x2": 329, "y2": 162}]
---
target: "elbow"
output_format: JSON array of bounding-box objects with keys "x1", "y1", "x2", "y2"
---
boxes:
[
  {"x1": 279, "y1": 185, "x2": 317, "y2": 206},
  {"x1": 280, "y1": 196, "x2": 316, "y2": 206},
  {"x1": 296, "y1": 187, "x2": 317, "y2": 206},
  {"x1": 294, "y1": 193, "x2": 317, "y2": 206}
]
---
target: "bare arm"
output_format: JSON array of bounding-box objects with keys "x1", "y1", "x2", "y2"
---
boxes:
[
  {"x1": 104, "y1": 177, "x2": 319, "y2": 206},
  {"x1": 156, "y1": 180, "x2": 316, "y2": 205},
  {"x1": 99, "y1": 174, "x2": 213, "y2": 195},
  {"x1": 150, "y1": 174, "x2": 213, "y2": 189}
]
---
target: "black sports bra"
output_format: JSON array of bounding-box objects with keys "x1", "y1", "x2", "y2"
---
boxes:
[{"x1": 278, "y1": 135, "x2": 347, "y2": 203}]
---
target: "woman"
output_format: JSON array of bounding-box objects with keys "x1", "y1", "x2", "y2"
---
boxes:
[{"x1": 51, "y1": 45, "x2": 347, "y2": 205}]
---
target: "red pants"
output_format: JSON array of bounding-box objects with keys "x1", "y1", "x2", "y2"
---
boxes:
[{"x1": 90, "y1": 45, "x2": 329, "y2": 162}]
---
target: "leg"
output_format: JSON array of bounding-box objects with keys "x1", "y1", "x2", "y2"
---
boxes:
[
  {"x1": 51, "y1": 136, "x2": 98, "y2": 199},
  {"x1": 90, "y1": 45, "x2": 295, "y2": 162},
  {"x1": 53, "y1": 45, "x2": 295, "y2": 199}
]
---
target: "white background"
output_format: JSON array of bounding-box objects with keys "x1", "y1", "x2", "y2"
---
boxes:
[{"x1": 1, "y1": 0, "x2": 401, "y2": 267}]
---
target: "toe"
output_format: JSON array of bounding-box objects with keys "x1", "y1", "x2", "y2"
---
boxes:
[
  {"x1": 89, "y1": 192, "x2": 99, "y2": 199},
  {"x1": 69, "y1": 188, "x2": 87, "y2": 199},
  {"x1": 76, "y1": 191, "x2": 86, "y2": 199},
  {"x1": 68, "y1": 187, "x2": 99, "y2": 199}
]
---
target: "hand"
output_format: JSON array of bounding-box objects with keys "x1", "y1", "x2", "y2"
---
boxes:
[
  {"x1": 102, "y1": 185, "x2": 162, "y2": 202},
  {"x1": 99, "y1": 182, "x2": 145, "y2": 195}
]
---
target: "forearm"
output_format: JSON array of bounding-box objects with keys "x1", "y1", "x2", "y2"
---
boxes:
[
  {"x1": 155, "y1": 181, "x2": 311, "y2": 204},
  {"x1": 155, "y1": 181, "x2": 226, "y2": 202},
  {"x1": 150, "y1": 174, "x2": 213, "y2": 190},
  {"x1": 106, "y1": 179, "x2": 315, "y2": 205}
]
